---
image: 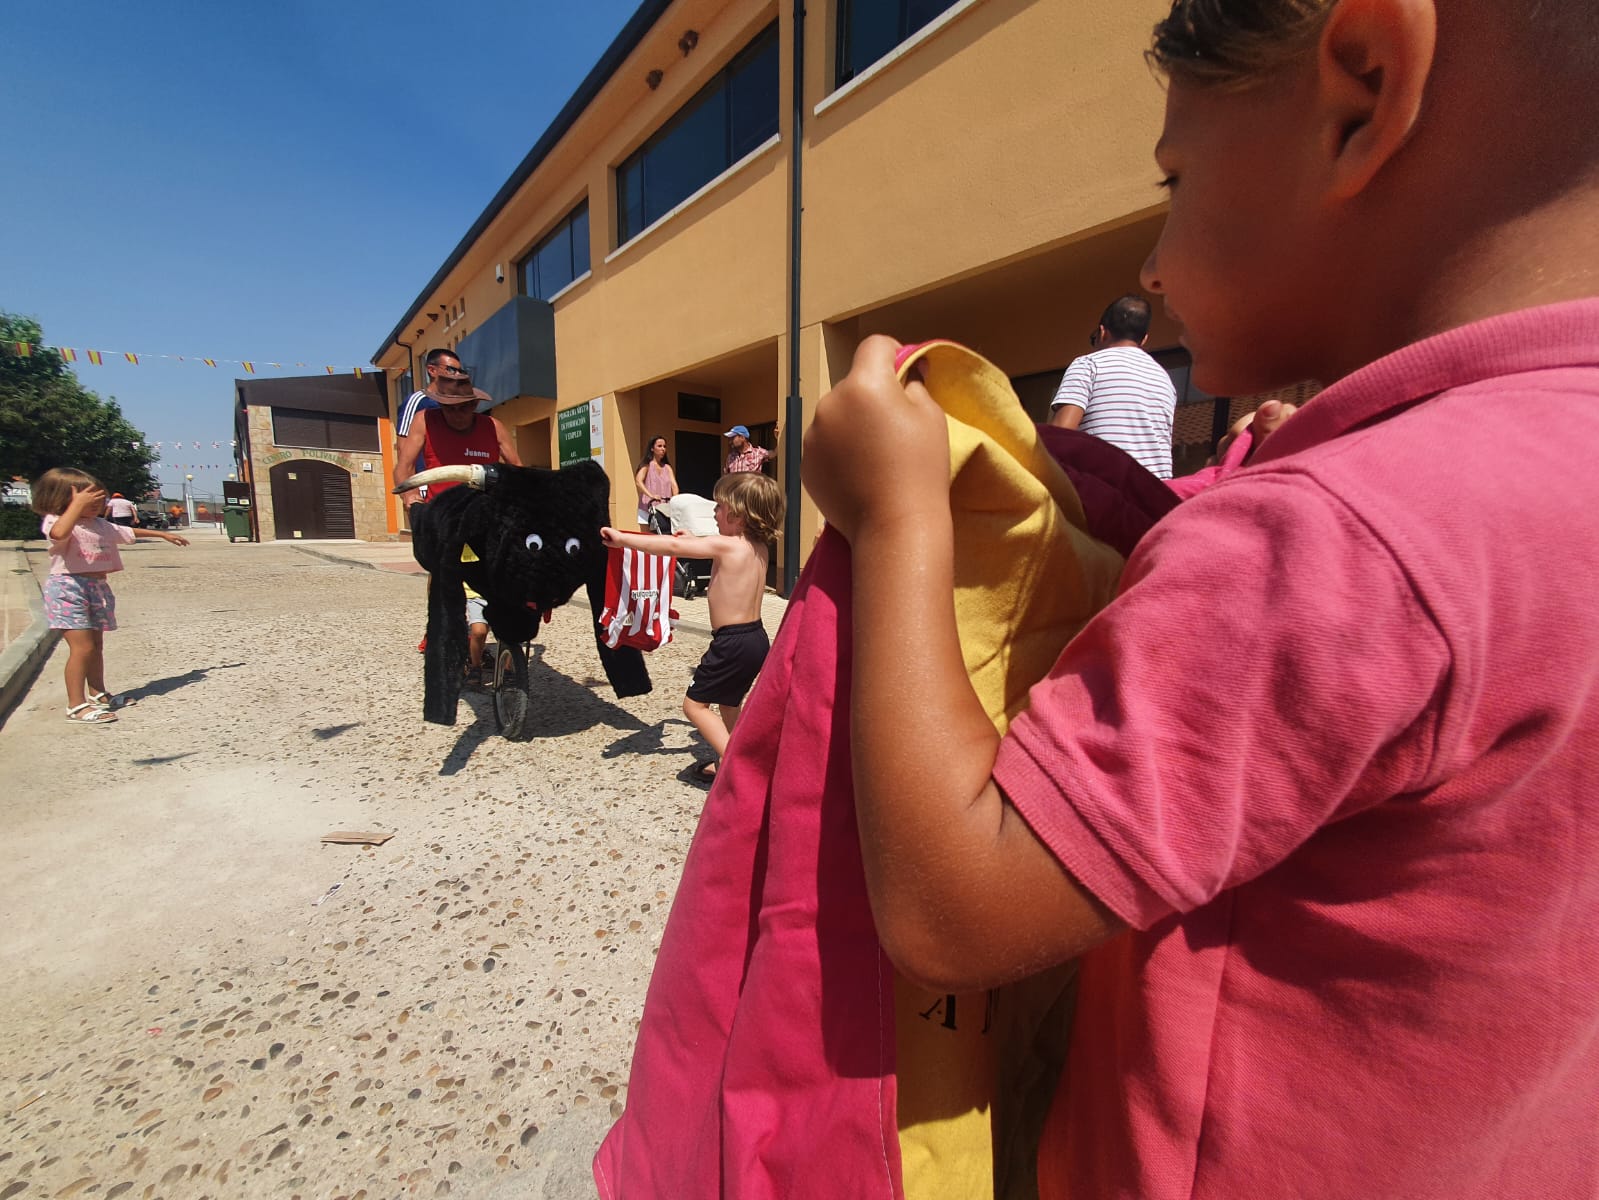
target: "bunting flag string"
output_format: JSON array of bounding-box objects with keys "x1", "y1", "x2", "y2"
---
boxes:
[{"x1": 3, "y1": 340, "x2": 389, "y2": 377}]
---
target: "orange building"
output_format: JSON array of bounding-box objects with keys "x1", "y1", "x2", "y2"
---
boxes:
[{"x1": 373, "y1": 0, "x2": 1246, "y2": 588}]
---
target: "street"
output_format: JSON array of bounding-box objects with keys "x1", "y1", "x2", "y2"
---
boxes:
[{"x1": 0, "y1": 530, "x2": 719, "y2": 1199}]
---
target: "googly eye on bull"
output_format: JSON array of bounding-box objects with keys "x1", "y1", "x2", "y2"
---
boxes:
[
  {"x1": 564, "y1": 537, "x2": 581, "y2": 555},
  {"x1": 525, "y1": 533, "x2": 544, "y2": 551}
]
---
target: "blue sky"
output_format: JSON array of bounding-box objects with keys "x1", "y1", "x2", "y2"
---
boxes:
[{"x1": 5, "y1": 0, "x2": 641, "y2": 496}]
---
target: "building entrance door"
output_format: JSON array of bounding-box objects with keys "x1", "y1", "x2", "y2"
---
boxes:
[
  {"x1": 269, "y1": 460, "x2": 355, "y2": 540},
  {"x1": 676, "y1": 432, "x2": 722, "y2": 501}
]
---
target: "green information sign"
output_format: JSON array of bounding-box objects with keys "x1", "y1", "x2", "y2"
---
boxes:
[{"x1": 557, "y1": 397, "x2": 605, "y2": 469}]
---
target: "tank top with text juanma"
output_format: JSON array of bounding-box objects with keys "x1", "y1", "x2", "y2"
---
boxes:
[{"x1": 421, "y1": 409, "x2": 500, "y2": 497}]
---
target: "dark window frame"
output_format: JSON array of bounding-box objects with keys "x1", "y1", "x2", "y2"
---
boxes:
[
  {"x1": 616, "y1": 22, "x2": 781, "y2": 246},
  {"x1": 835, "y1": 0, "x2": 962, "y2": 88},
  {"x1": 517, "y1": 200, "x2": 592, "y2": 301},
  {"x1": 270, "y1": 407, "x2": 381, "y2": 454}
]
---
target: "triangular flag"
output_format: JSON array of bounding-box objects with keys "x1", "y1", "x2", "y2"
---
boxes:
[
  {"x1": 13, "y1": 342, "x2": 31, "y2": 357},
  {"x1": 87, "y1": 350, "x2": 103, "y2": 365},
  {"x1": 203, "y1": 358, "x2": 216, "y2": 367},
  {"x1": 269, "y1": 362, "x2": 282, "y2": 369},
  {"x1": 243, "y1": 362, "x2": 255, "y2": 374},
  {"x1": 58, "y1": 347, "x2": 77, "y2": 362},
  {"x1": 353, "y1": 367, "x2": 364, "y2": 379},
  {"x1": 125, "y1": 352, "x2": 139, "y2": 365},
  {"x1": 326, "y1": 366, "x2": 336, "y2": 375}
]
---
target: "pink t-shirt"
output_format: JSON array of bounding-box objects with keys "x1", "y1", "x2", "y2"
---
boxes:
[
  {"x1": 994, "y1": 298, "x2": 1599, "y2": 1200},
  {"x1": 41, "y1": 513, "x2": 136, "y2": 574}
]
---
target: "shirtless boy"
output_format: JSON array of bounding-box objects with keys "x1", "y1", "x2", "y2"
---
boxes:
[{"x1": 603, "y1": 471, "x2": 784, "y2": 784}]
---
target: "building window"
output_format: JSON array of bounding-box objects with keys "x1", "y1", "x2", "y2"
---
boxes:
[
  {"x1": 617, "y1": 23, "x2": 780, "y2": 245},
  {"x1": 519, "y1": 201, "x2": 591, "y2": 300},
  {"x1": 835, "y1": 0, "x2": 961, "y2": 86},
  {"x1": 271, "y1": 408, "x2": 381, "y2": 453}
]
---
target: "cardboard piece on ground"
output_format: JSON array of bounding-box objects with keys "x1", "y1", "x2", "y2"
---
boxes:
[{"x1": 321, "y1": 830, "x2": 394, "y2": 846}]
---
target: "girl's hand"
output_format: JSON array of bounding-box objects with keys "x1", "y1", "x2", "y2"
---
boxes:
[
  {"x1": 166, "y1": 533, "x2": 190, "y2": 547},
  {"x1": 600, "y1": 526, "x2": 621, "y2": 547},
  {"x1": 802, "y1": 335, "x2": 950, "y2": 543},
  {"x1": 70, "y1": 484, "x2": 107, "y2": 513}
]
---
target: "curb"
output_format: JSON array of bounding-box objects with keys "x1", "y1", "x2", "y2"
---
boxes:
[{"x1": 0, "y1": 540, "x2": 55, "y2": 730}]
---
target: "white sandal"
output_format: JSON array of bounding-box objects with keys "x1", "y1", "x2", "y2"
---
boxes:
[
  {"x1": 66, "y1": 702, "x2": 118, "y2": 724},
  {"x1": 88, "y1": 691, "x2": 136, "y2": 711}
]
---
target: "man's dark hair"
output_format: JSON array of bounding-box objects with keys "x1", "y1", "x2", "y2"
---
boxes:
[
  {"x1": 1099, "y1": 295, "x2": 1153, "y2": 344},
  {"x1": 424, "y1": 348, "x2": 460, "y2": 368}
]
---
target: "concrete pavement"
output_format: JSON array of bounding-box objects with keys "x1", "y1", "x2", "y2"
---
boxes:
[
  {"x1": 0, "y1": 530, "x2": 786, "y2": 1199},
  {"x1": 1, "y1": 531, "x2": 788, "y2": 730}
]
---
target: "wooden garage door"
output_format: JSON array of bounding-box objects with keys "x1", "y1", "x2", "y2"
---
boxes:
[{"x1": 269, "y1": 460, "x2": 355, "y2": 540}]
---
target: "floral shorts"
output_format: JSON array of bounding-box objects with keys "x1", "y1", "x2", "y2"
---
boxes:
[{"x1": 43, "y1": 574, "x2": 118, "y2": 631}]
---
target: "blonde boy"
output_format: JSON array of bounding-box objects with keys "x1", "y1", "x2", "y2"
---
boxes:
[{"x1": 603, "y1": 471, "x2": 784, "y2": 783}]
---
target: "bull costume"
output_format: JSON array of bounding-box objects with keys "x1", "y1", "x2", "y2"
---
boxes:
[{"x1": 394, "y1": 459, "x2": 652, "y2": 724}]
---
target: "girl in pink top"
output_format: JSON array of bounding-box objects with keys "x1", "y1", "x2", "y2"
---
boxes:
[
  {"x1": 31, "y1": 467, "x2": 189, "y2": 724},
  {"x1": 634, "y1": 435, "x2": 679, "y2": 528}
]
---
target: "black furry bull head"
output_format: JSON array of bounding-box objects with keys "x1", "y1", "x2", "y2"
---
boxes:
[{"x1": 395, "y1": 459, "x2": 651, "y2": 725}]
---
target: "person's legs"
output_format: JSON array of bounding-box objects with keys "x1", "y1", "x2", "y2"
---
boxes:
[
  {"x1": 61, "y1": 629, "x2": 94, "y2": 708},
  {"x1": 83, "y1": 630, "x2": 107, "y2": 697},
  {"x1": 683, "y1": 695, "x2": 730, "y2": 762},
  {"x1": 467, "y1": 623, "x2": 489, "y2": 668}
]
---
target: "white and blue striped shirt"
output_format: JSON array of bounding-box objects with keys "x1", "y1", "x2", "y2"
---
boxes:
[
  {"x1": 396, "y1": 389, "x2": 439, "y2": 437},
  {"x1": 1049, "y1": 346, "x2": 1177, "y2": 479}
]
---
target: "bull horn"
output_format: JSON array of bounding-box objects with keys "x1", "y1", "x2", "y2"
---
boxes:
[{"x1": 392, "y1": 464, "x2": 486, "y2": 495}]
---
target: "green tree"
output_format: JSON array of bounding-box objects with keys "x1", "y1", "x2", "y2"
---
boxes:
[{"x1": 0, "y1": 311, "x2": 159, "y2": 500}]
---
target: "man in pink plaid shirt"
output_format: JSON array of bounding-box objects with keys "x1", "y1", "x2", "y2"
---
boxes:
[{"x1": 723, "y1": 425, "x2": 775, "y2": 475}]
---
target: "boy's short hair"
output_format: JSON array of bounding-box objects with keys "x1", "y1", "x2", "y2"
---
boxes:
[
  {"x1": 1150, "y1": 0, "x2": 1598, "y2": 89},
  {"x1": 713, "y1": 472, "x2": 785, "y2": 544},
  {"x1": 1100, "y1": 294, "x2": 1153, "y2": 343},
  {"x1": 30, "y1": 467, "x2": 101, "y2": 517}
]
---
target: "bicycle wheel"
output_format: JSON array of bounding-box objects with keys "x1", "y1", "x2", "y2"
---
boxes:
[{"x1": 492, "y1": 641, "x2": 534, "y2": 741}]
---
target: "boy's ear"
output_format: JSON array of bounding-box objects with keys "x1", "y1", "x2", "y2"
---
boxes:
[{"x1": 1316, "y1": 0, "x2": 1437, "y2": 200}]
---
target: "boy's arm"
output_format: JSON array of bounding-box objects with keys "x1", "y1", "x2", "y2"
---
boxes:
[
  {"x1": 601, "y1": 527, "x2": 726, "y2": 560},
  {"x1": 803, "y1": 336, "x2": 1122, "y2": 993}
]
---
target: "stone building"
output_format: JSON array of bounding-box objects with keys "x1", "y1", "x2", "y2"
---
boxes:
[{"x1": 233, "y1": 374, "x2": 399, "y2": 541}]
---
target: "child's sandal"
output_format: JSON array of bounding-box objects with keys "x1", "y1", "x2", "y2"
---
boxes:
[
  {"x1": 88, "y1": 691, "x2": 136, "y2": 711},
  {"x1": 66, "y1": 702, "x2": 118, "y2": 724}
]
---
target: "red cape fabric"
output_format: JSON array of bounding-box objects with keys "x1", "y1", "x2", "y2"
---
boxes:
[{"x1": 595, "y1": 430, "x2": 1173, "y2": 1199}]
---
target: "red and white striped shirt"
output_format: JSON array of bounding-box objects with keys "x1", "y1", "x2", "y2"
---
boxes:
[
  {"x1": 600, "y1": 546, "x2": 677, "y2": 651},
  {"x1": 1050, "y1": 346, "x2": 1177, "y2": 479}
]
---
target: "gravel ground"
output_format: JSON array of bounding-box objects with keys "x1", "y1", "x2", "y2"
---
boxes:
[{"x1": 0, "y1": 530, "x2": 718, "y2": 1199}]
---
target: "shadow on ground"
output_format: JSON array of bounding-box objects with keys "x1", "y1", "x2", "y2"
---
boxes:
[{"x1": 127, "y1": 662, "x2": 246, "y2": 703}]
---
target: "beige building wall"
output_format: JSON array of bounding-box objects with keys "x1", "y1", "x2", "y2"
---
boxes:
[{"x1": 376, "y1": 0, "x2": 1187, "y2": 575}]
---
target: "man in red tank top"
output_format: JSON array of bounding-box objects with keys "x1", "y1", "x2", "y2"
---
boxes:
[
  {"x1": 394, "y1": 372, "x2": 522, "y2": 671},
  {"x1": 394, "y1": 374, "x2": 521, "y2": 498}
]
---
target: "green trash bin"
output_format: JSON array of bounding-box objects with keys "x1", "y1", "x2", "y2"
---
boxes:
[{"x1": 223, "y1": 505, "x2": 252, "y2": 543}]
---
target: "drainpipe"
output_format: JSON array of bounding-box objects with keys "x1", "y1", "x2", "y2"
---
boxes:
[{"x1": 781, "y1": 0, "x2": 806, "y2": 595}]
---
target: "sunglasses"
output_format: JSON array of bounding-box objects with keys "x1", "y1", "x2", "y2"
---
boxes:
[{"x1": 436, "y1": 364, "x2": 469, "y2": 376}]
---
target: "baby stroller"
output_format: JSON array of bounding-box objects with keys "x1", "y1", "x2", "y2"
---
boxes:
[{"x1": 650, "y1": 493, "x2": 717, "y2": 599}]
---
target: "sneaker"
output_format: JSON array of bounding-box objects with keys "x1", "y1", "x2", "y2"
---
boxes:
[{"x1": 463, "y1": 663, "x2": 485, "y2": 690}]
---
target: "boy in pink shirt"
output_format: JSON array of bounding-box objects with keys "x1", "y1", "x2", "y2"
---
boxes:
[{"x1": 803, "y1": 1, "x2": 1599, "y2": 1197}]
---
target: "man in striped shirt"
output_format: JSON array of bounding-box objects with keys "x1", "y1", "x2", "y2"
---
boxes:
[
  {"x1": 1048, "y1": 295, "x2": 1177, "y2": 479},
  {"x1": 396, "y1": 348, "x2": 470, "y2": 437}
]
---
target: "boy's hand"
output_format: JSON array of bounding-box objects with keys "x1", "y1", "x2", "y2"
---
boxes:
[
  {"x1": 802, "y1": 336, "x2": 950, "y2": 542},
  {"x1": 166, "y1": 533, "x2": 190, "y2": 547},
  {"x1": 599, "y1": 527, "x2": 621, "y2": 547}
]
